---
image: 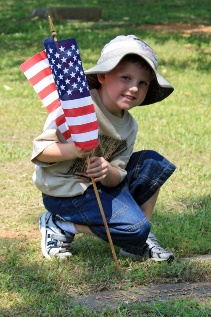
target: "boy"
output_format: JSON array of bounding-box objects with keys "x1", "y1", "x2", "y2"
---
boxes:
[{"x1": 32, "y1": 35, "x2": 176, "y2": 261}]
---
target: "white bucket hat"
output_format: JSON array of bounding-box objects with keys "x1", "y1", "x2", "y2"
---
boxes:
[{"x1": 85, "y1": 35, "x2": 174, "y2": 106}]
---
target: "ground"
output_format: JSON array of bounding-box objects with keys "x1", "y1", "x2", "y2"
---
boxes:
[{"x1": 137, "y1": 22, "x2": 211, "y2": 35}]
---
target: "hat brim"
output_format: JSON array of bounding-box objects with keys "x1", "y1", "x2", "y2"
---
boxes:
[{"x1": 85, "y1": 53, "x2": 174, "y2": 106}]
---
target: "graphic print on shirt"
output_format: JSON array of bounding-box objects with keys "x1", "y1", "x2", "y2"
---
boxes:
[{"x1": 67, "y1": 134, "x2": 127, "y2": 176}]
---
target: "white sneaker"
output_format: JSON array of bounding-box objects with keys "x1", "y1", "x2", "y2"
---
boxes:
[
  {"x1": 120, "y1": 233, "x2": 174, "y2": 262},
  {"x1": 39, "y1": 211, "x2": 74, "y2": 260},
  {"x1": 146, "y1": 233, "x2": 174, "y2": 262}
]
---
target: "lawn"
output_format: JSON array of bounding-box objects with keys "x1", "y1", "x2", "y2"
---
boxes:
[{"x1": 0, "y1": 0, "x2": 210, "y2": 316}]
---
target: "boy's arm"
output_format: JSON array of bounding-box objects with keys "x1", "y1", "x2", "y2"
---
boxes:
[{"x1": 36, "y1": 142, "x2": 93, "y2": 163}]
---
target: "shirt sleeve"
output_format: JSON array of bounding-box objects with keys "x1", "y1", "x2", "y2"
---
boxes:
[
  {"x1": 31, "y1": 128, "x2": 61, "y2": 166},
  {"x1": 109, "y1": 119, "x2": 138, "y2": 182}
]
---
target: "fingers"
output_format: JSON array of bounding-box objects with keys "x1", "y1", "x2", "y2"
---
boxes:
[{"x1": 86, "y1": 157, "x2": 109, "y2": 181}]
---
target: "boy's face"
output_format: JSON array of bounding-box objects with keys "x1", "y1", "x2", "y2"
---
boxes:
[{"x1": 97, "y1": 60, "x2": 152, "y2": 117}]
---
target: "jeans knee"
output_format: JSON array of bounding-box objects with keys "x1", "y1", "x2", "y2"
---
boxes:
[{"x1": 126, "y1": 218, "x2": 150, "y2": 245}]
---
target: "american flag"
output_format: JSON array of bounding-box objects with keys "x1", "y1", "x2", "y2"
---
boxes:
[{"x1": 20, "y1": 37, "x2": 98, "y2": 150}]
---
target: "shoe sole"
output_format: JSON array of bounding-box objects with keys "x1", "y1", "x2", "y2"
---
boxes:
[
  {"x1": 120, "y1": 249, "x2": 175, "y2": 262},
  {"x1": 149, "y1": 255, "x2": 175, "y2": 262},
  {"x1": 39, "y1": 212, "x2": 51, "y2": 260}
]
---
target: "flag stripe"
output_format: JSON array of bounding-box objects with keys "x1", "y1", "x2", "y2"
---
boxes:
[
  {"x1": 69, "y1": 121, "x2": 98, "y2": 134},
  {"x1": 62, "y1": 104, "x2": 95, "y2": 117},
  {"x1": 61, "y1": 96, "x2": 93, "y2": 109},
  {"x1": 74, "y1": 139, "x2": 98, "y2": 150},
  {"x1": 66, "y1": 113, "x2": 98, "y2": 126},
  {"x1": 38, "y1": 83, "x2": 58, "y2": 100},
  {"x1": 33, "y1": 73, "x2": 55, "y2": 93},
  {"x1": 42, "y1": 91, "x2": 60, "y2": 108},
  {"x1": 72, "y1": 130, "x2": 98, "y2": 142},
  {"x1": 22, "y1": 57, "x2": 49, "y2": 80},
  {"x1": 20, "y1": 50, "x2": 47, "y2": 73},
  {"x1": 47, "y1": 105, "x2": 65, "y2": 122}
]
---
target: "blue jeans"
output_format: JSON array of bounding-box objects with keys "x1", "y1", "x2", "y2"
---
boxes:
[{"x1": 42, "y1": 150, "x2": 176, "y2": 255}]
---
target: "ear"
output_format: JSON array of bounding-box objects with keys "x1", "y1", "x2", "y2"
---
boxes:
[{"x1": 97, "y1": 73, "x2": 106, "y2": 84}]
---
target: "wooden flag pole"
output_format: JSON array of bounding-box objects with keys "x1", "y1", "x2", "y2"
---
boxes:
[
  {"x1": 87, "y1": 158, "x2": 120, "y2": 270},
  {"x1": 48, "y1": 16, "x2": 57, "y2": 41},
  {"x1": 47, "y1": 16, "x2": 120, "y2": 270}
]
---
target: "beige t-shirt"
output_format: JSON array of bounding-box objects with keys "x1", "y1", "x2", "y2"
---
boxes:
[{"x1": 31, "y1": 89, "x2": 138, "y2": 197}]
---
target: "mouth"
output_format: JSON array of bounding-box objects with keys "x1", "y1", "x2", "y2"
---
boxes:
[{"x1": 122, "y1": 94, "x2": 136, "y2": 101}]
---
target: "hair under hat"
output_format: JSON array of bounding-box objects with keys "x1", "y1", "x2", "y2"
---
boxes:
[{"x1": 85, "y1": 35, "x2": 174, "y2": 106}]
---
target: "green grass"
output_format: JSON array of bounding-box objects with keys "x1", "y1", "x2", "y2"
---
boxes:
[{"x1": 0, "y1": 0, "x2": 211, "y2": 316}]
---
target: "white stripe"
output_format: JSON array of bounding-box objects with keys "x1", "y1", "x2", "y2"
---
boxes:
[
  {"x1": 66, "y1": 136, "x2": 73, "y2": 143},
  {"x1": 47, "y1": 106, "x2": 64, "y2": 121},
  {"x1": 102, "y1": 41, "x2": 140, "y2": 55},
  {"x1": 61, "y1": 96, "x2": 93, "y2": 109},
  {"x1": 33, "y1": 74, "x2": 55, "y2": 94},
  {"x1": 24, "y1": 58, "x2": 49, "y2": 79},
  {"x1": 66, "y1": 113, "x2": 97, "y2": 126},
  {"x1": 72, "y1": 129, "x2": 98, "y2": 142},
  {"x1": 57, "y1": 122, "x2": 69, "y2": 133},
  {"x1": 42, "y1": 90, "x2": 59, "y2": 107}
]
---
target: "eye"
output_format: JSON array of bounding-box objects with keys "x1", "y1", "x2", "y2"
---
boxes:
[
  {"x1": 139, "y1": 81, "x2": 148, "y2": 86},
  {"x1": 122, "y1": 76, "x2": 131, "y2": 81}
]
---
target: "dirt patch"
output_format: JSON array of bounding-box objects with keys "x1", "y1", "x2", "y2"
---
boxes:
[
  {"x1": 137, "y1": 22, "x2": 211, "y2": 35},
  {"x1": 74, "y1": 282, "x2": 211, "y2": 310},
  {"x1": 0, "y1": 229, "x2": 39, "y2": 239}
]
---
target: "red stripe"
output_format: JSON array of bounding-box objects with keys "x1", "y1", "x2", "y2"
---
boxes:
[
  {"x1": 54, "y1": 114, "x2": 67, "y2": 127},
  {"x1": 29, "y1": 67, "x2": 52, "y2": 86},
  {"x1": 63, "y1": 104, "x2": 95, "y2": 117},
  {"x1": 74, "y1": 139, "x2": 98, "y2": 150},
  {"x1": 69, "y1": 121, "x2": 98, "y2": 134},
  {"x1": 46, "y1": 99, "x2": 61, "y2": 113},
  {"x1": 20, "y1": 51, "x2": 46, "y2": 72},
  {"x1": 38, "y1": 83, "x2": 57, "y2": 101},
  {"x1": 62, "y1": 130, "x2": 71, "y2": 140}
]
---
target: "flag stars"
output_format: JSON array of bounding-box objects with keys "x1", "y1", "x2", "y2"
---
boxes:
[
  {"x1": 59, "y1": 46, "x2": 65, "y2": 52},
  {"x1": 61, "y1": 57, "x2": 67, "y2": 63},
  {"x1": 43, "y1": 39, "x2": 91, "y2": 101},
  {"x1": 63, "y1": 68, "x2": 69, "y2": 74}
]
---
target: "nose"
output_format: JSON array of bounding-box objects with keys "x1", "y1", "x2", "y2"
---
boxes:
[{"x1": 129, "y1": 85, "x2": 138, "y2": 93}]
